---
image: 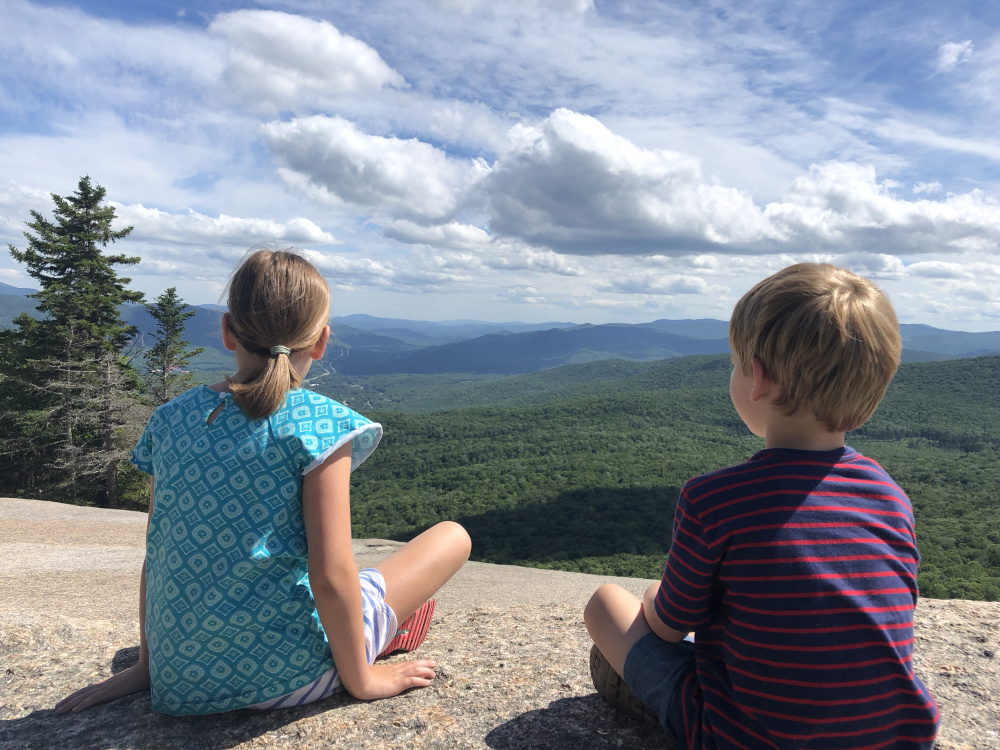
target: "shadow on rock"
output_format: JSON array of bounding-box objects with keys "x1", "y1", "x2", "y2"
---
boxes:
[
  {"x1": 0, "y1": 648, "x2": 356, "y2": 750},
  {"x1": 485, "y1": 695, "x2": 673, "y2": 750}
]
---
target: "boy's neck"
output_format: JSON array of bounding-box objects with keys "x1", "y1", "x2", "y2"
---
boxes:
[{"x1": 762, "y1": 411, "x2": 846, "y2": 452}]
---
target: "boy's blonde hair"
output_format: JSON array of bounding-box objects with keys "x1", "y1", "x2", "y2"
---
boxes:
[
  {"x1": 729, "y1": 263, "x2": 901, "y2": 432},
  {"x1": 225, "y1": 247, "x2": 330, "y2": 419}
]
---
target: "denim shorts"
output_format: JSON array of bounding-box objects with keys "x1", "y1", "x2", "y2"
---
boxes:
[{"x1": 622, "y1": 632, "x2": 696, "y2": 741}]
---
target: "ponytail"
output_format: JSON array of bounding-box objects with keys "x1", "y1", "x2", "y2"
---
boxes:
[
  {"x1": 224, "y1": 248, "x2": 330, "y2": 420},
  {"x1": 228, "y1": 349, "x2": 304, "y2": 420}
]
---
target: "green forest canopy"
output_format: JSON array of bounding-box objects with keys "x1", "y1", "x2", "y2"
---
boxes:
[{"x1": 312, "y1": 354, "x2": 1000, "y2": 602}]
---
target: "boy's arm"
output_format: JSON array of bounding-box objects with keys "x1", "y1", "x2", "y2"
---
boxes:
[
  {"x1": 642, "y1": 582, "x2": 690, "y2": 643},
  {"x1": 648, "y1": 487, "x2": 722, "y2": 638},
  {"x1": 303, "y1": 443, "x2": 434, "y2": 700}
]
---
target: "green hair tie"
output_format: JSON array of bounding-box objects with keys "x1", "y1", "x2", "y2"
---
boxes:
[{"x1": 270, "y1": 345, "x2": 291, "y2": 356}]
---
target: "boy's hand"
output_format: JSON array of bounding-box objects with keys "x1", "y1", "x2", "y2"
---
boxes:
[
  {"x1": 347, "y1": 659, "x2": 436, "y2": 701},
  {"x1": 54, "y1": 662, "x2": 150, "y2": 714}
]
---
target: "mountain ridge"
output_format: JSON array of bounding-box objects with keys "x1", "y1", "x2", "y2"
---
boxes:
[{"x1": 3, "y1": 290, "x2": 999, "y2": 370}]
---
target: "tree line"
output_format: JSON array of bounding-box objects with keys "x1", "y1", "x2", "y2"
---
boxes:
[{"x1": 0, "y1": 176, "x2": 202, "y2": 507}]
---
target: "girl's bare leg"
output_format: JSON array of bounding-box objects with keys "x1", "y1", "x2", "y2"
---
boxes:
[
  {"x1": 375, "y1": 521, "x2": 471, "y2": 622},
  {"x1": 583, "y1": 583, "x2": 654, "y2": 676}
]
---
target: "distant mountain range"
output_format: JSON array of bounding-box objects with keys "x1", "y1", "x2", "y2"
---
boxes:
[{"x1": 3, "y1": 281, "x2": 1000, "y2": 373}]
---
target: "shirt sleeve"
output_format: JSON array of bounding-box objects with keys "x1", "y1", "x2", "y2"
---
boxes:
[
  {"x1": 654, "y1": 485, "x2": 723, "y2": 632},
  {"x1": 130, "y1": 413, "x2": 156, "y2": 475},
  {"x1": 282, "y1": 394, "x2": 383, "y2": 475}
]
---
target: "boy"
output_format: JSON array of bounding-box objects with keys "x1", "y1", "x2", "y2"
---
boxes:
[{"x1": 584, "y1": 263, "x2": 939, "y2": 749}]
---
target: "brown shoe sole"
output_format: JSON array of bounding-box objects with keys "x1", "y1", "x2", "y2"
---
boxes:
[{"x1": 589, "y1": 644, "x2": 663, "y2": 728}]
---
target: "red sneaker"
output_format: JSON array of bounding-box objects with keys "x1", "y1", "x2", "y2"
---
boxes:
[{"x1": 378, "y1": 599, "x2": 436, "y2": 657}]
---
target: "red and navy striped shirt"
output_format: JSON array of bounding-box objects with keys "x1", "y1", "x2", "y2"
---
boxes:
[{"x1": 655, "y1": 447, "x2": 939, "y2": 750}]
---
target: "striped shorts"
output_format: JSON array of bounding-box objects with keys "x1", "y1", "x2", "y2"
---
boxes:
[{"x1": 253, "y1": 568, "x2": 398, "y2": 709}]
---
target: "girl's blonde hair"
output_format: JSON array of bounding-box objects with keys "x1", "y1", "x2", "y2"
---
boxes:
[
  {"x1": 224, "y1": 247, "x2": 330, "y2": 419},
  {"x1": 729, "y1": 263, "x2": 901, "y2": 432}
]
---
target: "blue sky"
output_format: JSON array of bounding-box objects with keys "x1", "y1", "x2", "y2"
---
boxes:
[{"x1": 2, "y1": 0, "x2": 1000, "y2": 328}]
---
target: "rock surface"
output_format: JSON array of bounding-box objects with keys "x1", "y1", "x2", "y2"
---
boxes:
[{"x1": 1, "y1": 498, "x2": 998, "y2": 749}]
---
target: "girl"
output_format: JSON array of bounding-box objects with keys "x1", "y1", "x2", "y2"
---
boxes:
[{"x1": 56, "y1": 248, "x2": 471, "y2": 715}]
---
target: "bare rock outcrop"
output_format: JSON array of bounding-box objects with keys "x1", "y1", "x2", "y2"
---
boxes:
[{"x1": 1, "y1": 498, "x2": 997, "y2": 749}]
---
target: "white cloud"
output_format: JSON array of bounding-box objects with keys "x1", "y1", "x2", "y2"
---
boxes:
[
  {"x1": 0, "y1": 181, "x2": 53, "y2": 239},
  {"x1": 905, "y1": 261, "x2": 973, "y2": 279},
  {"x1": 113, "y1": 204, "x2": 339, "y2": 246},
  {"x1": 835, "y1": 252, "x2": 905, "y2": 278},
  {"x1": 486, "y1": 109, "x2": 780, "y2": 254},
  {"x1": 428, "y1": 0, "x2": 593, "y2": 13},
  {"x1": 937, "y1": 40, "x2": 974, "y2": 72},
  {"x1": 945, "y1": 281, "x2": 993, "y2": 302},
  {"x1": 210, "y1": 11, "x2": 405, "y2": 112},
  {"x1": 264, "y1": 116, "x2": 490, "y2": 221},
  {"x1": 913, "y1": 181, "x2": 942, "y2": 195},
  {"x1": 480, "y1": 243, "x2": 585, "y2": 276},
  {"x1": 0, "y1": 0, "x2": 222, "y2": 114},
  {"x1": 825, "y1": 101, "x2": 1000, "y2": 163},
  {"x1": 763, "y1": 162, "x2": 1000, "y2": 253},
  {"x1": 299, "y1": 248, "x2": 473, "y2": 290},
  {"x1": 381, "y1": 220, "x2": 492, "y2": 249},
  {"x1": 380, "y1": 220, "x2": 585, "y2": 276},
  {"x1": 597, "y1": 272, "x2": 723, "y2": 296},
  {"x1": 267, "y1": 110, "x2": 1000, "y2": 261},
  {"x1": 498, "y1": 286, "x2": 548, "y2": 305}
]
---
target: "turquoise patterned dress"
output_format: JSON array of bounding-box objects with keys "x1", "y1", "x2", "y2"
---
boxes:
[{"x1": 130, "y1": 385, "x2": 382, "y2": 715}]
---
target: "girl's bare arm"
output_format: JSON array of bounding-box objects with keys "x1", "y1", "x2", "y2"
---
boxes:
[{"x1": 303, "y1": 443, "x2": 435, "y2": 700}]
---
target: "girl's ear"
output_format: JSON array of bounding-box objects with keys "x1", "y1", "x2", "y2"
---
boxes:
[
  {"x1": 309, "y1": 325, "x2": 330, "y2": 361},
  {"x1": 750, "y1": 356, "x2": 773, "y2": 402},
  {"x1": 221, "y1": 313, "x2": 238, "y2": 352}
]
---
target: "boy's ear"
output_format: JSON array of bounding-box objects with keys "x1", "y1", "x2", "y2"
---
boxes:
[
  {"x1": 310, "y1": 325, "x2": 330, "y2": 361},
  {"x1": 750, "y1": 356, "x2": 773, "y2": 402},
  {"x1": 221, "y1": 313, "x2": 238, "y2": 352}
]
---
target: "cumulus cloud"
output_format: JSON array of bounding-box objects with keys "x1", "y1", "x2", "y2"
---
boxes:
[
  {"x1": 381, "y1": 219, "x2": 492, "y2": 249},
  {"x1": 913, "y1": 181, "x2": 942, "y2": 195},
  {"x1": 937, "y1": 40, "x2": 974, "y2": 72},
  {"x1": 299, "y1": 248, "x2": 473, "y2": 290},
  {"x1": 498, "y1": 286, "x2": 548, "y2": 304},
  {"x1": 481, "y1": 245, "x2": 584, "y2": 276},
  {"x1": 905, "y1": 260, "x2": 974, "y2": 279},
  {"x1": 264, "y1": 116, "x2": 489, "y2": 221},
  {"x1": 763, "y1": 162, "x2": 1000, "y2": 253},
  {"x1": 210, "y1": 11, "x2": 405, "y2": 111},
  {"x1": 835, "y1": 252, "x2": 905, "y2": 278},
  {"x1": 429, "y1": 0, "x2": 593, "y2": 12},
  {"x1": 598, "y1": 272, "x2": 724, "y2": 296},
  {"x1": 265, "y1": 109, "x2": 1000, "y2": 260},
  {"x1": 486, "y1": 109, "x2": 779, "y2": 254},
  {"x1": 380, "y1": 219, "x2": 584, "y2": 276},
  {"x1": 114, "y1": 204, "x2": 339, "y2": 246},
  {"x1": 0, "y1": 181, "x2": 53, "y2": 239}
]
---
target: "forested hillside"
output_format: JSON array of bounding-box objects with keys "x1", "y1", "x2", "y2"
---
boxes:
[{"x1": 329, "y1": 355, "x2": 1000, "y2": 601}]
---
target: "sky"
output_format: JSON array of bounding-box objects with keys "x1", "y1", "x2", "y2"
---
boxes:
[{"x1": 2, "y1": 1, "x2": 1000, "y2": 329}]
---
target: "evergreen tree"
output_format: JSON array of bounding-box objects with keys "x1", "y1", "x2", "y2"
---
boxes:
[
  {"x1": 1, "y1": 176, "x2": 144, "y2": 507},
  {"x1": 144, "y1": 287, "x2": 204, "y2": 404}
]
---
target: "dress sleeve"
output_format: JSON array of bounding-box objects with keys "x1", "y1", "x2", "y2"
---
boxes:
[
  {"x1": 279, "y1": 393, "x2": 383, "y2": 475},
  {"x1": 653, "y1": 485, "x2": 723, "y2": 632},
  {"x1": 130, "y1": 413, "x2": 157, "y2": 475}
]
